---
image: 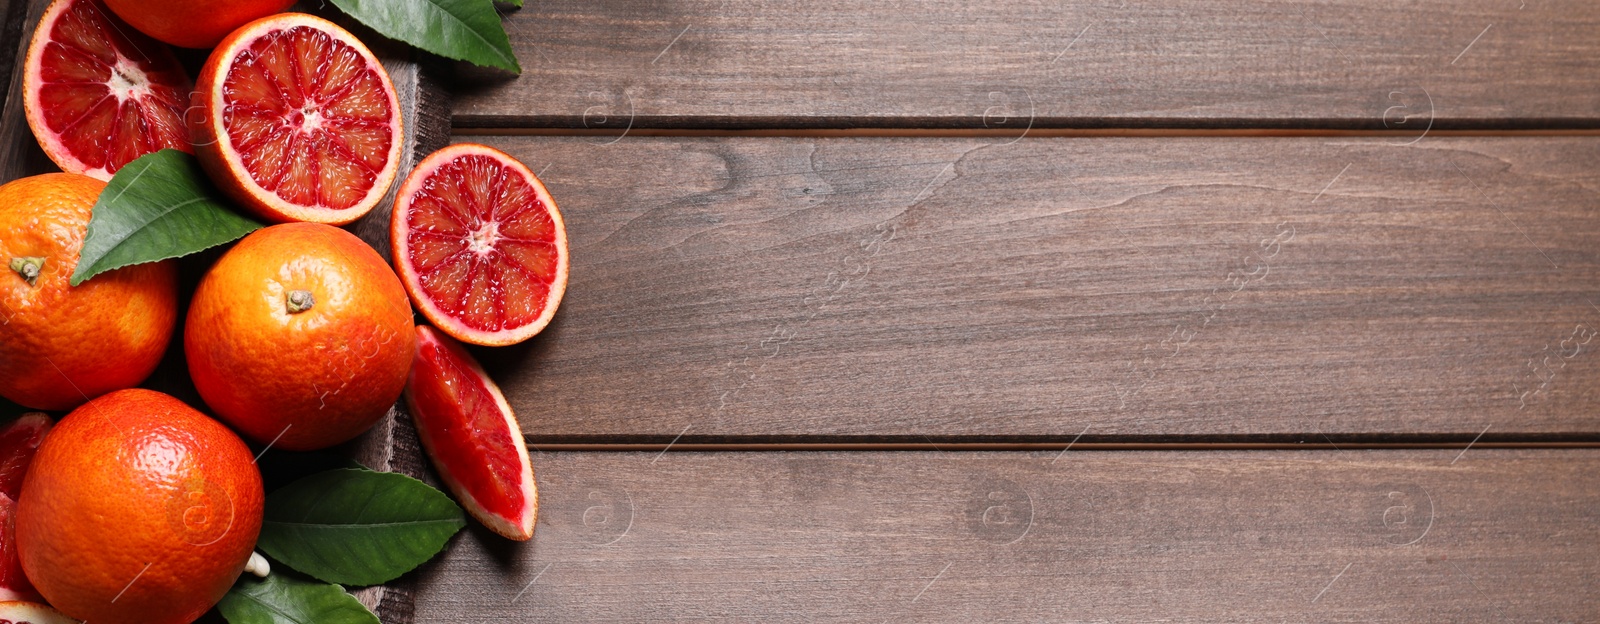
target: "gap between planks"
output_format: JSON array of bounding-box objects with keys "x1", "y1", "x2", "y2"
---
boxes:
[
  {"x1": 524, "y1": 441, "x2": 1600, "y2": 452},
  {"x1": 454, "y1": 127, "x2": 1600, "y2": 138}
]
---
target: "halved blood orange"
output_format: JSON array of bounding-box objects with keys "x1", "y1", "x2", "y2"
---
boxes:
[
  {"x1": 405, "y1": 325, "x2": 536, "y2": 541},
  {"x1": 190, "y1": 13, "x2": 403, "y2": 225},
  {"x1": 22, "y1": 0, "x2": 193, "y2": 180},
  {"x1": 392, "y1": 144, "x2": 569, "y2": 347}
]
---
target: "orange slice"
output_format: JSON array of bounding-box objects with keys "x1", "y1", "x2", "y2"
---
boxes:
[
  {"x1": 23, "y1": 0, "x2": 193, "y2": 180},
  {"x1": 405, "y1": 325, "x2": 537, "y2": 540},
  {"x1": 391, "y1": 144, "x2": 569, "y2": 346},
  {"x1": 190, "y1": 13, "x2": 403, "y2": 225}
]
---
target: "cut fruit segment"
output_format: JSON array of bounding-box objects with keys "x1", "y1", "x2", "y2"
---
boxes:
[
  {"x1": 190, "y1": 13, "x2": 403, "y2": 225},
  {"x1": 0, "y1": 414, "x2": 51, "y2": 501},
  {"x1": 0, "y1": 601, "x2": 75, "y2": 624},
  {"x1": 405, "y1": 325, "x2": 536, "y2": 541},
  {"x1": 23, "y1": 0, "x2": 193, "y2": 180},
  {"x1": 392, "y1": 144, "x2": 569, "y2": 347},
  {"x1": 0, "y1": 496, "x2": 42, "y2": 603},
  {"x1": 0, "y1": 414, "x2": 50, "y2": 604}
]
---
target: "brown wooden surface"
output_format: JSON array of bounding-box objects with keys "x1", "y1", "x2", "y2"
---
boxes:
[
  {"x1": 5, "y1": 0, "x2": 1599, "y2": 622},
  {"x1": 0, "y1": 0, "x2": 18, "y2": 115},
  {"x1": 0, "y1": 0, "x2": 49, "y2": 180},
  {"x1": 453, "y1": 0, "x2": 1600, "y2": 129},
  {"x1": 465, "y1": 135, "x2": 1600, "y2": 441},
  {"x1": 415, "y1": 449, "x2": 1600, "y2": 622}
]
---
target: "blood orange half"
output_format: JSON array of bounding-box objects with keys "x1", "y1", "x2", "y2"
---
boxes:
[
  {"x1": 190, "y1": 13, "x2": 402, "y2": 225},
  {"x1": 392, "y1": 144, "x2": 569, "y2": 347},
  {"x1": 405, "y1": 325, "x2": 536, "y2": 541},
  {"x1": 22, "y1": 0, "x2": 193, "y2": 180}
]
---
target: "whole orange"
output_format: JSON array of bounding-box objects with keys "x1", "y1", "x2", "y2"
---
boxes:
[
  {"x1": 186, "y1": 223, "x2": 416, "y2": 451},
  {"x1": 16, "y1": 389, "x2": 264, "y2": 624},
  {"x1": 102, "y1": 0, "x2": 295, "y2": 48},
  {"x1": 0, "y1": 173, "x2": 177, "y2": 411}
]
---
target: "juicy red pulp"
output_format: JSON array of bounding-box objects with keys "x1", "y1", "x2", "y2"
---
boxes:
[
  {"x1": 0, "y1": 416, "x2": 49, "y2": 500},
  {"x1": 0, "y1": 414, "x2": 50, "y2": 603},
  {"x1": 409, "y1": 332, "x2": 527, "y2": 521},
  {"x1": 405, "y1": 155, "x2": 560, "y2": 333},
  {"x1": 221, "y1": 25, "x2": 393, "y2": 211},
  {"x1": 35, "y1": 0, "x2": 190, "y2": 175}
]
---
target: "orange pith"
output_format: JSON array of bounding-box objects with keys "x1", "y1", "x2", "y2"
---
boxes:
[
  {"x1": 23, "y1": 0, "x2": 192, "y2": 180},
  {"x1": 192, "y1": 13, "x2": 402, "y2": 225},
  {"x1": 0, "y1": 601, "x2": 75, "y2": 624},
  {"x1": 393, "y1": 144, "x2": 569, "y2": 346}
]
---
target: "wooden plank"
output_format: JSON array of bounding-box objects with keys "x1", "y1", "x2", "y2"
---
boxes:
[
  {"x1": 0, "y1": 0, "x2": 49, "y2": 178},
  {"x1": 471, "y1": 135, "x2": 1600, "y2": 441},
  {"x1": 0, "y1": 0, "x2": 18, "y2": 116},
  {"x1": 455, "y1": 0, "x2": 1600, "y2": 129},
  {"x1": 413, "y1": 449, "x2": 1600, "y2": 622}
]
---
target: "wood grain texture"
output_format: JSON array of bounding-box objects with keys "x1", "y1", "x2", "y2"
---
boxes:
[
  {"x1": 470, "y1": 135, "x2": 1600, "y2": 441},
  {"x1": 0, "y1": 0, "x2": 50, "y2": 180},
  {"x1": 414, "y1": 449, "x2": 1600, "y2": 622},
  {"x1": 0, "y1": 0, "x2": 20, "y2": 116},
  {"x1": 453, "y1": 0, "x2": 1600, "y2": 129}
]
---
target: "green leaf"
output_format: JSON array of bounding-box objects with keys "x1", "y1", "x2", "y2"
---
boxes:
[
  {"x1": 219, "y1": 572, "x2": 378, "y2": 624},
  {"x1": 498, "y1": 0, "x2": 523, "y2": 8},
  {"x1": 329, "y1": 0, "x2": 521, "y2": 73},
  {"x1": 258, "y1": 469, "x2": 466, "y2": 586},
  {"x1": 70, "y1": 149, "x2": 261, "y2": 286}
]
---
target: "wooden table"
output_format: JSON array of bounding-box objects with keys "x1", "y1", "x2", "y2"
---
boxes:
[{"x1": 4, "y1": 0, "x2": 1600, "y2": 621}]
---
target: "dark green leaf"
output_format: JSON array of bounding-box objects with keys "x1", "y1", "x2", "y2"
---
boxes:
[
  {"x1": 219, "y1": 572, "x2": 378, "y2": 624},
  {"x1": 329, "y1": 0, "x2": 521, "y2": 73},
  {"x1": 258, "y1": 469, "x2": 466, "y2": 586},
  {"x1": 70, "y1": 149, "x2": 261, "y2": 286},
  {"x1": 498, "y1": 0, "x2": 523, "y2": 8}
]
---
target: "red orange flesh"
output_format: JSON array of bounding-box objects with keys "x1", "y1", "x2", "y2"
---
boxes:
[
  {"x1": 191, "y1": 13, "x2": 402, "y2": 225},
  {"x1": 392, "y1": 144, "x2": 569, "y2": 346},
  {"x1": 0, "y1": 414, "x2": 50, "y2": 603},
  {"x1": 0, "y1": 415, "x2": 50, "y2": 501},
  {"x1": 23, "y1": 0, "x2": 192, "y2": 180},
  {"x1": 405, "y1": 325, "x2": 536, "y2": 540},
  {"x1": 0, "y1": 496, "x2": 42, "y2": 603}
]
